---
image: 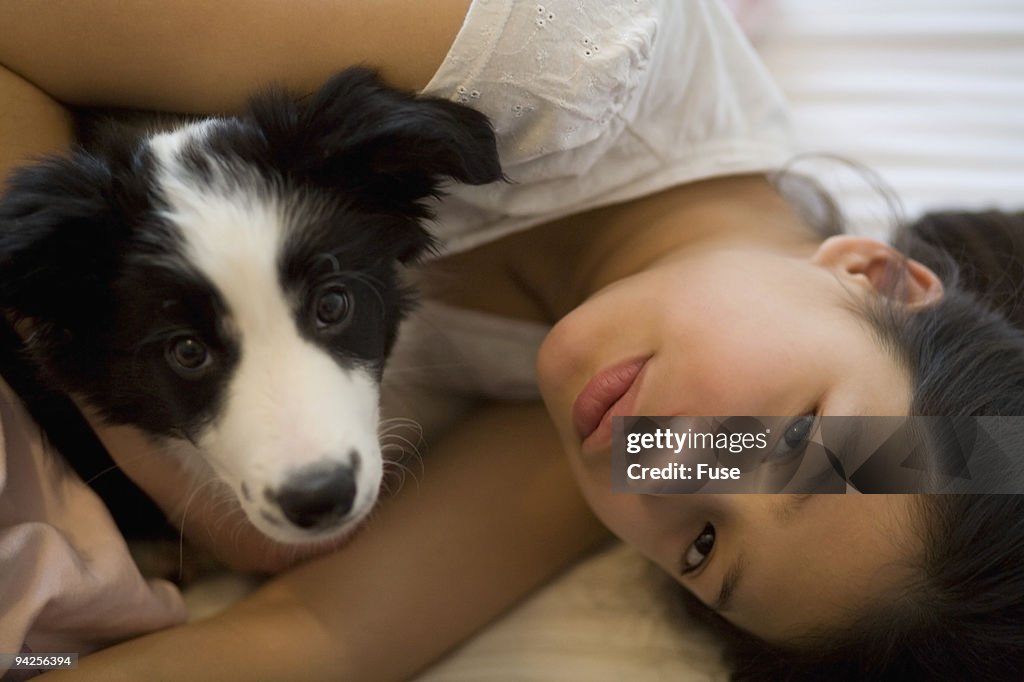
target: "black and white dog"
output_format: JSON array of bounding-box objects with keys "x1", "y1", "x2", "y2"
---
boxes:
[{"x1": 0, "y1": 68, "x2": 500, "y2": 545}]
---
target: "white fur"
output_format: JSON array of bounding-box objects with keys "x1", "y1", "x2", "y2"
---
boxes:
[{"x1": 148, "y1": 125, "x2": 381, "y2": 543}]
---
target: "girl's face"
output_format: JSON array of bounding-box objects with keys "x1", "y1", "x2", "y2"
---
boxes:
[{"x1": 536, "y1": 244, "x2": 920, "y2": 642}]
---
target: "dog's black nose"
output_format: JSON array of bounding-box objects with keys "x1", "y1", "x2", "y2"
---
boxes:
[{"x1": 273, "y1": 461, "x2": 357, "y2": 530}]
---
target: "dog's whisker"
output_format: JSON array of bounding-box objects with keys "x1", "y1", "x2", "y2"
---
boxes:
[
  {"x1": 380, "y1": 442, "x2": 417, "y2": 459},
  {"x1": 335, "y1": 269, "x2": 388, "y2": 310},
  {"x1": 378, "y1": 423, "x2": 424, "y2": 441},
  {"x1": 380, "y1": 440, "x2": 424, "y2": 469},
  {"x1": 78, "y1": 439, "x2": 177, "y2": 485},
  {"x1": 312, "y1": 252, "x2": 342, "y2": 277},
  {"x1": 382, "y1": 458, "x2": 421, "y2": 493},
  {"x1": 388, "y1": 458, "x2": 424, "y2": 488},
  {"x1": 384, "y1": 438, "x2": 425, "y2": 466},
  {"x1": 380, "y1": 435, "x2": 424, "y2": 454},
  {"x1": 378, "y1": 415, "x2": 423, "y2": 429},
  {"x1": 380, "y1": 429, "x2": 422, "y2": 446},
  {"x1": 176, "y1": 476, "x2": 221, "y2": 581},
  {"x1": 380, "y1": 431, "x2": 423, "y2": 450},
  {"x1": 382, "y1": 362, "x2": 472, "y2": 375},
  {"x1": 378, "y1": 418, "x2": 425, "y2": 445}
]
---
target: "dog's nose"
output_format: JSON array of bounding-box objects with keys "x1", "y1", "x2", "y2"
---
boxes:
[{"x1": 272, "y1": 461, "x2": 357, "y2": 530}]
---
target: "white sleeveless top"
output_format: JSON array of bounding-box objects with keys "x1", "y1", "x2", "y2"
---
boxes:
[
  {"x1": 386, "y1": 0, "x2": 795, "y2": 434},
  {"x1": 422, "y1": 0, "x2": 795, "y2": 256}
]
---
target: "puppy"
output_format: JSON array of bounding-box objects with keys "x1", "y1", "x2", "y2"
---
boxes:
[{"x1": 0, "y1": 68, "x2": 501, "y2": 546}]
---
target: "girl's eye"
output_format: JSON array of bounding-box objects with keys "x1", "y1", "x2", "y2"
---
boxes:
[
  {"x1": 166, "y1": 335, "x2": 211, "y2": 377},
  {"x1": 682, "y1": 522, "x2": 716, "y2": 573},
  {"x1": 313, "y1": 284, "x2": 352, "y2": 329},
  {"x1": 775, "y1": 415, "x2": 817, "y2": 455}
]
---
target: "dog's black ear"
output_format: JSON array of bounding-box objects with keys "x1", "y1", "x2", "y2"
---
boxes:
[
  {"x1": 0, "y1": 152, "x2": 128, "y2": 324},
  {"x1": 248, "y1": 67, "x2": 503, "y2": 206}
]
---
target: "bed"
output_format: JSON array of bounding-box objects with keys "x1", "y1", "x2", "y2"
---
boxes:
[{"x1": 409, "y1": 1, "x2": 1024, "y2": 679}]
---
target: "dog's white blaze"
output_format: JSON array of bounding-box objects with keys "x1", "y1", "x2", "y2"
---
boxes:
[{"x1": 149, "y1": 126, "x2": 381, "y2": 542}]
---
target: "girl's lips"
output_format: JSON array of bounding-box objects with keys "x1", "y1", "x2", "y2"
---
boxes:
[{"x1": 572, "y1": 357, "x2": 649, "y2": 454}]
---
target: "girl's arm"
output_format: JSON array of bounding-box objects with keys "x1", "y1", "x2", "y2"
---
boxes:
[
  {"x1": 41, "y1": 403, "x2": 609, "y2": 681},
  {"x1": 0, "y1": 0, "x2": 471, "y2": 113}
]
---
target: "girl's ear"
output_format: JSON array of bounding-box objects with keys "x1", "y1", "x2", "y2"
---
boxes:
[{"x1": 812, "y1": 235, "x2": 944, "y2": 309}]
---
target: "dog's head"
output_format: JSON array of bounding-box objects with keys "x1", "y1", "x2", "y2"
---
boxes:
[{"x1": 0, "y1": 68, "x2": 501, "y2": 543}]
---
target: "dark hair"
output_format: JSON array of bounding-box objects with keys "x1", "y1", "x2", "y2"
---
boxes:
[{"x1": 686, "y1": 210, "x2": 1024, "y2": 681}]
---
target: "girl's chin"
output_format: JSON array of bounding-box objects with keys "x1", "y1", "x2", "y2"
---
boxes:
[{"x1": 536, "y1": 323, "x2": 587, "y2": 412}]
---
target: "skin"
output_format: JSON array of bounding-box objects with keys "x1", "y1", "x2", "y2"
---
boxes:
[
  {"x1": 528, "y1": 179, "x2": 936, "y2": 643},
  {"x1": 447, "y1": 179, "x2": 940, "y2": 644},
  {"x1": 0, "y1": 3, "x2": 945, "y2": 677},
  {"x1": 0, "y1": 0, "x2": 469, "y2": 111}
]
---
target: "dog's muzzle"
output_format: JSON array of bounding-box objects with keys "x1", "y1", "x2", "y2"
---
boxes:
[{"x1": 267, "y1": 454, "x2": 361, "y2": 531}]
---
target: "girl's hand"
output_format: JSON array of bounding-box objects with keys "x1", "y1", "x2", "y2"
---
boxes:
[{"x1": 41, "y1": 403, "x2": 609, "y2": 681}]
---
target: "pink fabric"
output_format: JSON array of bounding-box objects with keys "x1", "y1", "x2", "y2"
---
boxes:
[{"x1": 0, "y1": 379, "x2": 186, "y2": 679}]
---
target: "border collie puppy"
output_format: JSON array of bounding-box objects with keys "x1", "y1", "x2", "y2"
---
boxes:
[{"x1": 0, "y1": 68, "x2": 501, "y2": 545}]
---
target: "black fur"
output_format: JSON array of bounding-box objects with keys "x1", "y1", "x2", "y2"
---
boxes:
[{"x1": 0, "y1": 67, "x2": 502, "y2": 537}]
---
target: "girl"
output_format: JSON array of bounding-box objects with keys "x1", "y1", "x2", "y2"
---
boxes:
[{"x1": 1, "y1": 1, "x2": 1022, "y2": 679}]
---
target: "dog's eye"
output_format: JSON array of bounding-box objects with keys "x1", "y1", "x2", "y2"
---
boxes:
[
  {"x1": 166, "y1": 335, "x2": 211, "y2": 377},
  {"x1": 313, "y1": 285, "x2": 352, "y2": 329}
]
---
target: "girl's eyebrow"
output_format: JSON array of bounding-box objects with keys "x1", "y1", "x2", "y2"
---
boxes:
[
  {"x1": 714, "y1": 551, "x2": 748, "y2": 613},
  {"x1": 775, "y1": 493, "x2": 815, "y2": 523},
  {"x1": 716, "y1": 496, "x2": 813, "y2": 612}
]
